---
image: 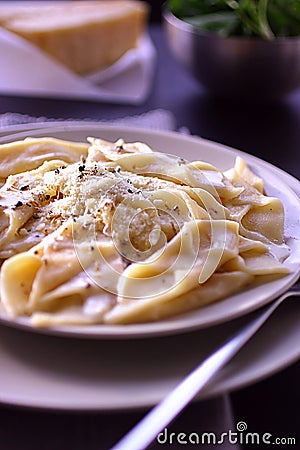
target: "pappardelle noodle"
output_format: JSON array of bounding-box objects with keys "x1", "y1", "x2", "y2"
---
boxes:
[{"x1": 0, "y1": 136, "x2": 290, "y2": 327}]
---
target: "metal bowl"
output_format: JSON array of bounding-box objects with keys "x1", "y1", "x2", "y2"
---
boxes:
[{"x1": 163, "y1": 8, "x2": 300, "y2": 99}]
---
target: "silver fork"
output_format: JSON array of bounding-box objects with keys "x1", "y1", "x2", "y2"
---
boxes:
[{"x1": 111, "y1": 280, "x2": 300, "y2": 450}]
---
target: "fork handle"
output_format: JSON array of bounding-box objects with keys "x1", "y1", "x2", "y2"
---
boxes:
[{"x1": 111, "y1": 285, "x2": 300, "y2": 450}]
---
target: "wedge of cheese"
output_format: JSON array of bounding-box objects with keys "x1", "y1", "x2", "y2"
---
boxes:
[{"x1": 0, "y1": 1, "x2": 149, "y2": 75}]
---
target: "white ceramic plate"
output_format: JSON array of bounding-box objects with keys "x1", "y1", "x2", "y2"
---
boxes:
[
  {"x1": 0, "y1": 288, "x2": 299, "y2": 411},
  {"x1": 0, "y1": 124, "x2": 299, "y2": 339},
  {"x1": 0, "y1": 124, "x2": 299, "y2": 411}
]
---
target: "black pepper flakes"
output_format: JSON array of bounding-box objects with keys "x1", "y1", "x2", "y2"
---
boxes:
[
  {"x1": 15, "y1": 201, "x2": 23, "y2": 207},
  {"x1": 116, "y1": 142, "x2": 124, "y2": 152}
]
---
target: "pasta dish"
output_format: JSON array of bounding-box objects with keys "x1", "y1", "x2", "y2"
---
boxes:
[{"x1": 0, "y1": 135, "x2": 290, "y2": 327}]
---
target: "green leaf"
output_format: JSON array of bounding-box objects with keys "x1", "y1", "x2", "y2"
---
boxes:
[{"x1": 268, "y1": 0, "x2": 300, "y2": 36}]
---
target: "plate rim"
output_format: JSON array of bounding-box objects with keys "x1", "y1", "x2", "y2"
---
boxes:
[{"x1": 0, "y1": 299, "x2": 299, "y2": 412}]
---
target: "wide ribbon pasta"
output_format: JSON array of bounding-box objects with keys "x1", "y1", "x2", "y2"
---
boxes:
[{"x1": 0, "y1": 136, "x2": 291, "y2": 326}]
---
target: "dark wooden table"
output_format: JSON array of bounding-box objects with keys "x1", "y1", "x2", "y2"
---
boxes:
[{"x1": 0, "y1": 21, "x2": 299, "y2": 450}]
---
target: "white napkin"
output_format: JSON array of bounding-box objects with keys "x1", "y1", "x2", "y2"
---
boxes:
[{"x1": 0, "y1": 27, "x2": 156, "y2": 104}]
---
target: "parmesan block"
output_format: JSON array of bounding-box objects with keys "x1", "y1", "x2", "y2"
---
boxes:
[{"x1": 0, "y1": 1, "x2": 149, "y2": 75}]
